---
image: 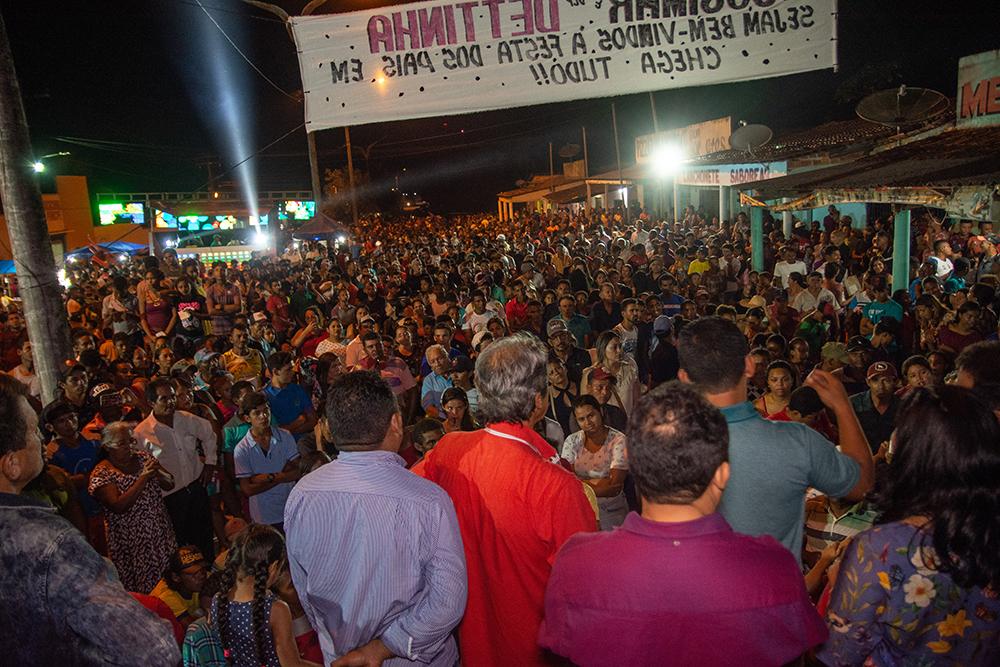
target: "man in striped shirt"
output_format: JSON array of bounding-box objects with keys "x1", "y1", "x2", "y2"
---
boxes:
[{"x1": 284, "y1": 371, "x2": 467, "y2": 666}]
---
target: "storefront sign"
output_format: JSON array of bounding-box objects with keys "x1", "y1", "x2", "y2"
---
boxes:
[
  {"x1": 675, "y1": 160, "x2": 786, "y2": 186},
  {"x1": 635, "y1": 117, "x2": 731, "y2": 163},
  {"x1": 292, "y1": 0, "x2": 837, "y2": 129},
  {"x1": 957, "y1": 49, "x2": 1000, "y2": 128}
]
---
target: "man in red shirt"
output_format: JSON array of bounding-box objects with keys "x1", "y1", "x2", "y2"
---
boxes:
[{"x1": 414, "y1": 335, "x2": 596, "y2": 667}]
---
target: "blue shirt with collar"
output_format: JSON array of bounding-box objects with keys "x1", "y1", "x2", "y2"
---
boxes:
[
  {"x1": 234, "y1": 427, "x2": 299, "y2": 525},
  {"x1": 717, "y1": 401, "x2": 860, "y2": 566}
]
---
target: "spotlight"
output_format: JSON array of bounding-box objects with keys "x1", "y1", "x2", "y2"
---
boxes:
[
  {"x1": 652, "y1": 145, "x2": 686, "y2": 178},
  {"x1": 32, "y1": 162, "x2": 45, "y2": 173}
]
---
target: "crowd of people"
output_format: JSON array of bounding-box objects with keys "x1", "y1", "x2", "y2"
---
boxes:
[{"x1": 1, "y1": 202, "x2": 999, "y2": 666}]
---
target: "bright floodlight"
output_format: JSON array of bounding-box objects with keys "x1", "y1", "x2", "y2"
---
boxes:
[
  {"x1": 32, "y1": 161, "x2": 45, "y2": 173},
  {"x1": 254, "y1": 230, "x2": 267, "y2": 246},
  {"x1": 652, "y1": 145, "x2": 686, "y2": 178},
  {"x1": 336, "y1": 234, "x2": 347, "y2": 245}
]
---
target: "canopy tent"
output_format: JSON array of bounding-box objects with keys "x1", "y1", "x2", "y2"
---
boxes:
[
  {"x1": 0, "y1": 260, "x2": 15, "y2": 275},
  {"x1": 291, "y1": 215, "x2": 349, "y2": 241},
  {"x1": 65, "y1": 241, "x2": 148, "y2": 258}
]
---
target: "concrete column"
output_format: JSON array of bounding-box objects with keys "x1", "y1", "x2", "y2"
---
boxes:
[
  {"x1": 751, "y1": 206, "x2": 765, "y2": 272},
  {"x1": 782, "y1": 198, "x2": 793, "y2": 239},
  {"x1": 892, "y1": 210, "x2": 911, "y2": 293},
  {"x1": 672, "y1": 180, "x2": 679, "y2": 222},
  {"x1": 498, "y1": 200, "x2": 503, "y2": 221},
  {"x1": 719, "y1": 185, "x2": 729, "y2": 223},
  {"x1": 585, "y1": 182, "x2": 592, "y2": 213},
  {"x1": 635, "y1": 184, "x2": 644, "y2": 211}
]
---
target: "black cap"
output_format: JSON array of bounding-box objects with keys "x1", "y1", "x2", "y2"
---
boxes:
[{"x1": 846, "y1": 335, "x2": 873, "y2": 352}]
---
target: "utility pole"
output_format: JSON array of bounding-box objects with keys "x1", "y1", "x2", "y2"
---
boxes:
[
  {"x1": 0, "y1": 11, "x2": 72, "y2": 402},
  {"x1": 344, "y1": 127, "x2": 358, "y2": 225}
]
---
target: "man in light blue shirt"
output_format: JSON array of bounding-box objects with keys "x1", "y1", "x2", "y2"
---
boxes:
[
  {"x1": 233, "y1": 392, "x2": 300, "y2": 528},
  {"x1": 420, "y1": 344, "x2": 453, "y2": 415},
  {"x1": 678, "y1": 317, "x2": 875, "y2": 566},
  {"x1": 285, "y1": 370, "x2": 467, "y2": 666}
]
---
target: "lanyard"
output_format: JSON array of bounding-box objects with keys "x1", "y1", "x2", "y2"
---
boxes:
[{"x1": 484, "y1": 427, "x2": 561, "y2": 465}]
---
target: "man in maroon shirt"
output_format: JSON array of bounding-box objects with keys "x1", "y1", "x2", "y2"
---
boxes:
[{"x1": 540, "y1": 382, "x2": 827, "y2": 666}]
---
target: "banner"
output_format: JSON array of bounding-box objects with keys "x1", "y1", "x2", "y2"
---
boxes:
[
  {"x1": 675, "y1": 160, "x2": 786, "y2": 186},
  {"x1": 635, "y1": 116, "x2": 731, "y2": 163},
  {"x1": 292, "y1": 0, "x2": 838, "y2": 129},
  {"x1": 956, "y1": 49, "x2": 1000, "y2": 129}
]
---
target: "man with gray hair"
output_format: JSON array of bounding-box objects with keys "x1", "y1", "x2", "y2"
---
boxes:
[{"x1": 414, "y1": 334, "x2": 596, "y2": 667}]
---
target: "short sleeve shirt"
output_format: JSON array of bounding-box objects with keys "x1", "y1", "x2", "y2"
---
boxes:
[
  {"x1": 718, "y1": 402, "x2": 860, "y2": 566},
  {"x1": 234, "y1": 428, "x2": 299, "y2": 525},
  {"x1": 561, "y1": 429, "x2": 628, "y2": 480}
]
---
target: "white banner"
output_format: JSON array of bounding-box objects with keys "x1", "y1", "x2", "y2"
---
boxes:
[{"x1": 292, "y1": 0, "x2": 838, "y2": 129}]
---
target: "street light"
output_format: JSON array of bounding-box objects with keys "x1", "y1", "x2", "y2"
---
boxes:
[
  {"x1": 652, "y1": 144, "x2": 686, "y2": 177},
  {"x1": 31, "y1": 151, "x2": 71, "y2": 174}
]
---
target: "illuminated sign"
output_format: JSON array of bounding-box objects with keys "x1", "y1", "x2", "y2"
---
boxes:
[
  {"x1": 278, "y1": 200, "x2": 315, "y2": 220},
  {"x1": 99, "y1": 202, "x2": 145, "y2": 226}
]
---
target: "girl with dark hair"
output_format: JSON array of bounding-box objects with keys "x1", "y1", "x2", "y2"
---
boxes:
[
  {"x1": 753, "y1": 360, "x2": 796, "y2": 418},
  {"x1": 561, "y1": 394, "x2": 628, "y2": 531},
  {"x1": 816, "y1": 386, "x2": 1000, "y2": 666},
  {"x1": 440, "y1": 386, "x2": 477, "y2": 434},
  {"x1": 212, "y1": 524, "x2": 320, "y2": 667}
]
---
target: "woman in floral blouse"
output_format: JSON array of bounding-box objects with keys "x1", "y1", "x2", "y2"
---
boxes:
[{"x1": 816, "y1": 386, "x2": 1000, "y2": 666}]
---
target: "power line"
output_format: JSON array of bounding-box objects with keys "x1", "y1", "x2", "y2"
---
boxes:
[
  {"x1": 194, "y1": 121, "x2": 305, "y2": 192},
  {"x1": 192, "y1": 0, "x2": 299, "y2": 101},
  {"x1": 156, "y1": 0, "x2": 286, "y2": 24}
]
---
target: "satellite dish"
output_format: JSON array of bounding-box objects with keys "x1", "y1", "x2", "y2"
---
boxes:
[
  {"x1": 730, "y1": 123, "x2": 773, "y2": 155},
  {"x1": 856, "y1": 85, "x2": 948, "y2": 132},
  {"x1": 558, "y1": 143, "x2": 581, "y2": 159},
  {"x1": 515, "y1": 179, "x2": 529, "y2": 188}
]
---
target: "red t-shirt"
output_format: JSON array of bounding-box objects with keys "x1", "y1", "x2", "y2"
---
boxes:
[
  {"x1": 413, "y1": 423, "x2": 596, "y2": 667},
  {"x1": 130, "y1": 592, "x2": 185, "y2": 645}
]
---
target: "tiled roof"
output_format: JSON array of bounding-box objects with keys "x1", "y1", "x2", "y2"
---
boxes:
[
  {"x1": 691, "y1": 108, "x2": 952, "y2": 166},
  {"x1": 751, "y1": 125, "x2": 1000, "y2": 195}
]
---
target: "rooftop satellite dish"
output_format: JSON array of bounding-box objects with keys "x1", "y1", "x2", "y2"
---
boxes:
[
  {"x1": 856, "y1": 85, "x2": 948, "y2": 133},
  {"x1": 559, "y1": 143, "x2": 581, "y2": 159},
  {"x1": 729, "y1": 123, "x2": 773, "y2": 157},
  {"x1": 516, "y1": 179, "x2": 529, "y2": 188}
]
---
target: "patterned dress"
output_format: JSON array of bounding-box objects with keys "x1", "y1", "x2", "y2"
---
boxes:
[
  {"x1": 88, "y1": 449, "x2": 176, "y2": 594},
  {"x1": 817, "y1": 521, "x2": 1000, "y2": 666},
  {"x1": 211, "y1": 592, "x2": 280, "y2": 667}
]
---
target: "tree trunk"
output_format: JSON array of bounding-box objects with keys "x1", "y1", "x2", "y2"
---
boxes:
[{"x1": 0, "y1": 10, "x2": 72, "y2": 403}]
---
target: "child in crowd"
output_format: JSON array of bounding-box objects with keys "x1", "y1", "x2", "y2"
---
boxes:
[{"x1": 212, "y1": 524, "x2": 320, "y2": 667}]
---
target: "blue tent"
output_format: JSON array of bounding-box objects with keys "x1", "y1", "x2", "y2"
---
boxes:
[
  {"x1": 0, "y1": 260, "x2": 15, "y2": 274},
  {"x1": 65, "y1": 241, "x2": 147, "y2": 258}
]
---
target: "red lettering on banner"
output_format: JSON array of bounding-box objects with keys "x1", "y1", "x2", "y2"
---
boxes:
[
  {"x1": 960, "y1": 77, "x2": 1000, "y2": 119},
  {"x1": 366, "y1": 0, "x2": 559, "y2": 53}
]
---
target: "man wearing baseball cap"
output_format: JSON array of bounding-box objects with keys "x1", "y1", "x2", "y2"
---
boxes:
[
  {"x1": 832, "y1": 336, "x2": 874, "y2": 395},
  {"x1": 849, "y1": 361, "x2": 901, "y2": 456},
  {"x1": 547, "y1": 318, "x2": 590, "y2": 386}
]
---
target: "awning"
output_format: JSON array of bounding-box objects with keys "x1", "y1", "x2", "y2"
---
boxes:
[
  {"x1": 66, "y1": 241, "x2": 148, "y2": 258},
  {"x1": 747, "y1": 126, "x2": 1000, "y2": 199},
  {"x1": 291, "y1": 215, "x2": 349, "y2": 240}
]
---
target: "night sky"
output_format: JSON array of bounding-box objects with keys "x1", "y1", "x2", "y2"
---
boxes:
[{"x1": 2, "y1": 0, "x2": 996, "y2": 212}]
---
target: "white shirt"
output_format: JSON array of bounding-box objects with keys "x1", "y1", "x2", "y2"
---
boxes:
[
  {"x1": 135, "y1": 410, "x2": 217, "y2": 496},
  {"x1": 930, "y1": 255, "x2": 953, "y2": 279},
  {"x1": 792, "y1": 287, "x2": 839, "y2": 314},
  {"x1": 774, "y1": 260, "x2": 808, "y2": 288},
  {"x1": 8, "y1": 365, "x2": 40, "y2": 400}
]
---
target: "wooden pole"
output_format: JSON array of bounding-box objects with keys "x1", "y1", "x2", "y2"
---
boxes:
[
  {"x1": 344, "y1": 126, "x2": 358, "y2": 225},
  {"x1": 648, "y1": 92, "x2": 659, "y2": 133},
  {"x1": 611, "y1": 103, "x2": 628, "y2": 222},
  {"x1": 307, "y1": 130, "x2": 322, "y2": 206},
  {"x1": 0, "y1": 11, "x2": 72, "y2": 402}
]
